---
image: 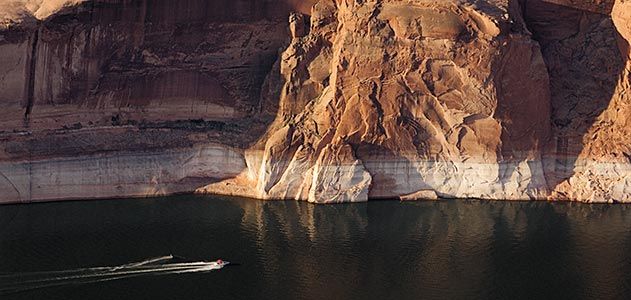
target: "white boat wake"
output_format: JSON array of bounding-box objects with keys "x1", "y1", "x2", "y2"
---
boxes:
[{"x1": 0, "y1": 255, "x2": 229, "y2": 295}]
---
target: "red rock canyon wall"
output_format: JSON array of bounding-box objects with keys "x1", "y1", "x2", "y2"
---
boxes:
[{"x1": 0, "y1": 0, "x2": 629, "y2": 203}]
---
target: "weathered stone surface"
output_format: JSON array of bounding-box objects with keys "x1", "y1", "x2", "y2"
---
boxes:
[
  {"x1": 521, "y1": 0, "x2": 631, "y2": 202},
  {"x1": 1, "y1": 0, "x2": 83, "y2": 28},
  {"x1": 1, "y1": 0, "x2": 294, "y2": 132},
  {"x1": 541, "y1": 0, "x2": 614, "y2": 14},
  {"x1": 200, "y1": 0, "x2": 554, "y2": 202},
  {"x1": 1, "y1": 0, "x2": 630, "y2": 203},
  {"x1": 612, "y1": 0, "x2": 631, "y2": 58},
  {"x1": 0, "y1": 143, "x2": 245, "y2": 203}
]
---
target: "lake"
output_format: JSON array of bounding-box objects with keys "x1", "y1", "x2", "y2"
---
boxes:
[{"x1": 1, "y1": 196, "x2": 631, "y2": 299}]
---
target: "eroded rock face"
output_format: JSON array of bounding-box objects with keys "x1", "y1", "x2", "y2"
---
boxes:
[
  {"x1": 0, "y1": 0, "x2": 297, "y2": 203},
  {"x1": 0, "y1": 0, "x2": 296, "y2": 132},
  {"x1": 612, "y1": 0, "x2": 631, "y2": 58},
  {"x1": 0, "y1": 0, "x2": 630, "y2": 203},
  {"x1": 564, "y1": 0, "x2": 631, "y2": 203},
  {"x1": 0, "y1": 0, "x2": 85, "y2": 28},
  {"x1": 521, "y1": 0, "x2": 631, "y2": 202},
  {"x1": 202, "y1": 0, "x2": 554, "y2": 203}
]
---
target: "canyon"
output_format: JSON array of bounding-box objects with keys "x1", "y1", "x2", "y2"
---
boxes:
[{"x1": 0, "y1": 0, "x2": 629, "y2": 204}]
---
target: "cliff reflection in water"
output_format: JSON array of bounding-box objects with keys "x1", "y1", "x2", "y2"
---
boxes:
[
  {"x1": 233, "y1": 199, "x2": 631, "y2": 299},
  {"x1": 3, "y1": 196, "x2": 631, "y2": 299}
]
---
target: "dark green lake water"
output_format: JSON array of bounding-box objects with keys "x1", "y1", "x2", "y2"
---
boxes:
[{"x1": 1, "y1": 196, "x2": 631, "y2": 299}]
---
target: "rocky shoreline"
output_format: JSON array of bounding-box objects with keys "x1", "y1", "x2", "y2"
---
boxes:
[{"x1": 2, "y1": 146, "x2": 630, "y2": 204}]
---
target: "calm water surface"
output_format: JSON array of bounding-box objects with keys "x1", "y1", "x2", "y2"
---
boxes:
[{"x1": 2, "y1": 196, "x2": 631, "y2": 299}]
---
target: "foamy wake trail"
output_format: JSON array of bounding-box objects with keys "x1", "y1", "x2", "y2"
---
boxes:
[{"x1": 0, "y1": 255, "x2": 226, "y2": 295}]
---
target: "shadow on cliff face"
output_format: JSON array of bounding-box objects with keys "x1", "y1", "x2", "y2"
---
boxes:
[
  {"x1": 354, "y1": 144, "x2": 425, "y2": 199},
  {"x1": 0, "y1": 0, "x2": 322, "y2": 202},
  {"x1": 521, "y1": 0, "x2": 627, "y2": 195},
  {"x1": 14, "y1": 0, "x2": 302, "y2": 149}
]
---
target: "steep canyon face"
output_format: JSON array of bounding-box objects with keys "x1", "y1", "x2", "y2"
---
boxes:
[
  {"x1": 523, "y1": 0, "x2": 631, "y2": 202},
  {"x1": 0, "y1": 0, "x2": 629, "y2": 203}
]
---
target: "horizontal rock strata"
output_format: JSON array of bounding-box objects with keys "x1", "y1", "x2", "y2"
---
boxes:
[
  {"x1": 0, "y1": 143, "x2": 244, "y2": 203},
  {"x1": 0, "y1": 0, "x2": 630, "y2": 204}
]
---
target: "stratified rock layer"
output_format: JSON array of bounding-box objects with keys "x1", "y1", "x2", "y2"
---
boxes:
[{"x1": 0, "y1": 0, "x2": 629, "y2": 203}]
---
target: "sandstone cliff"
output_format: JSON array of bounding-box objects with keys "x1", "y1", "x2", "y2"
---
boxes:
[{"x1": 0, "y1": 0, "x2": 629, "y2": 203}]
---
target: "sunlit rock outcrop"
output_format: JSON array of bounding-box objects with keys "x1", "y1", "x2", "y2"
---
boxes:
[
  {"x1": 201, "y1": 0, "x2": 553, "y2": 203},
  {"x1": 0, "y1": 0, "x2": 630, "y2": 203},
  {"x1": 0, "y1": 0, "x2": 85, "y2": 28}
]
